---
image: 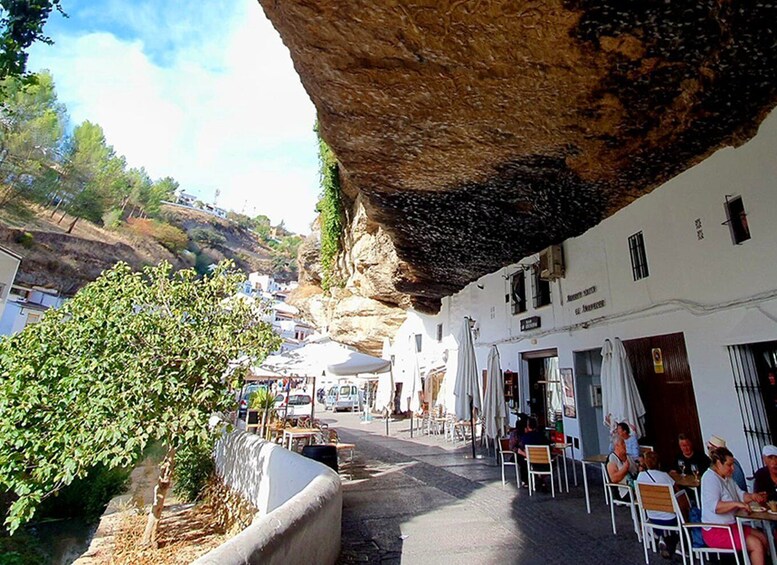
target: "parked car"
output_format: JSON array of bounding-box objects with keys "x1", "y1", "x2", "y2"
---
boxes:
[
  {"x1": 286, "y1": 393, "x2": 313, "y2": 420},
  {"x1": 332, "y1": 384, "x2": 362, "y2": 412}
]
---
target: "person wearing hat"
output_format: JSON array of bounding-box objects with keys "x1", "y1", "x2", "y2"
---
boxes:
[
  {"x1": 707, "y1": 435, "x2": 747, "y2": 492},
  {"x1": 754, "y1": 445, "x2": 777, "y2": 502}
]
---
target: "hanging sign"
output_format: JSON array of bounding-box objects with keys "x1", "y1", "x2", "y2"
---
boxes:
[
  {"x1": 520, "y1": 316, "x2": 541, "y2": 331},
  {"x1": 652, "y1": 348, "x2": 665, "y2": 374}
]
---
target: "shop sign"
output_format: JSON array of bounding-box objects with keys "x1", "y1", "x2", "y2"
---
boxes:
[{"x1": 520, "y1": 316, "x2": 541, "y2": 331}]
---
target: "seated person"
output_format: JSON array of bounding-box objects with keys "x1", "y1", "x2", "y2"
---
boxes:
[
  {"x1": 517, "y1": 417, "x2": 549, "y2": 486},
  {"x1": 707, "y1": 435, "x2": 747, "y2": 491},
  {"x1": 701, "y1": 447, "x2": 769, "y2": 565},
  {"x1": 637, "y1": 452, "x2": 679, "y2": 559},
  {"x1": 753, "y1": 444, "x2": 777, "y2": 501},
  {"x1": 673, "y1": 433, "x2": 709, "y2": 476},
  {"x1": 614, "y1": 422, "x2": 641, "y2": 461},
  {"x1": 508, "y1": 419, "x2": 527, "y2": 454},
  {"x1": 607, "y1": 437, "x2": 638, "y2": 501}
]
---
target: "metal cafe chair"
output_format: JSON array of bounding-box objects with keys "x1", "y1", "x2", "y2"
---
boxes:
[
  {"x1": 635, "y1": 482, "x2": 689, "y2": 564},
  {"x1": 498, "y1": 438, "x2": 520, "y2": 489},
  {"x1": 603, "y1": 472, "x2": 642, "y2": 541},
  {"x1": 526, "y1": 445, "x2": 556, "y2": 498}
]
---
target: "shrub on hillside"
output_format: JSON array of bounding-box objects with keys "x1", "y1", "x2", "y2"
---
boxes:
[
  {"x1": 127, "y1": 218, "x2": 189, "y2": 253},
  {"x1": 173, "y1": 440, "x2": 215, "y2": 503},
  {"x1": 190, "y1": 227, "x2": 226, "y2": 246},
  {"x1": 102, "y1": 208, "x2": 123, "y2": 230},
  {"x1": 36, "y1": 464, "x2": 131, "y2": 520}
]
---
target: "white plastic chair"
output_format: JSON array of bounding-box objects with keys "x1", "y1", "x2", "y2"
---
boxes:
[
  {"x1": 498, "y1": 438, "x2": 520, "y2": 488},
  {"x1": 634, "y1": 482, "x2": 689, "y2": 564},
  {"x1": 526, "y1": 445, "x2": 555, "y2": 498}
]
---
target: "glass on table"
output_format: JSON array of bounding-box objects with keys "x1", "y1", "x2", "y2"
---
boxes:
[{"x1": 690, "y1": 463, "x2": 699, "y2": 479}]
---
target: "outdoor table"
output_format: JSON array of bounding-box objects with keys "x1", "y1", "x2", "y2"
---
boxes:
[
  {"x1": 581, "y1": 454, "x2": 609, "y2": 514},
  {"x1": 735, "y1": 507, "x2": 777, "y2": 565},
  {"x1": 551, "y1": 442, "x2": 573, "y2": 493},
  {"x1": 283, "y1": 427, "x2": 320, "y2": 450},
  {"x1": 668, "y1": 471, "x2": 701, "y2": 507}
]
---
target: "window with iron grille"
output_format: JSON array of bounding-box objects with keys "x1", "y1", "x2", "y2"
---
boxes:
[
  {"x1": 436, "y1": 323, "x2": 443, "y2": 342},
  {"x1": 724, "y1": 195, "x2": 751, "y2": 245},
  {"x1": 511, "y1": 271, "x2": 526, "y2": 315},
  {"x1": 729, "y1": 342, "x2": 777, "y2": 473},
  {"x1": 531, "y1": 265, "x2": 551, "y2": 308},
  {"x1": 628, "y1": 231, "x2": 649, "y2": 281}
]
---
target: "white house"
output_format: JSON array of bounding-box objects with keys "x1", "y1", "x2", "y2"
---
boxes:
[
  {"x1": 0, "y1": 284, "x2": 67, "y2": 336},
  {"x1": 0, "y1": 246, "x2": 21, "y2": 320},
  {"x1": 392, "y1": 108, "x2": 777, "y2": 476}
]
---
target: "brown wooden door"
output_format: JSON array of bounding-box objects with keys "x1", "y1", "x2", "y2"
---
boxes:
[{"x1": 622, "y1": 332, "x2": 703, "y2": 467}]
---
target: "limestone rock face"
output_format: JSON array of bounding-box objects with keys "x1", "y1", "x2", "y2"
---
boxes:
[{"x1": 262, "y1": 0, "x2": 777, "y2": 312}]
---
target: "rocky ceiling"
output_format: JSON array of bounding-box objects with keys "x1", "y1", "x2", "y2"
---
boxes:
[{"x1": 259, "y1": 0, "x2": 777, "y2": 313}]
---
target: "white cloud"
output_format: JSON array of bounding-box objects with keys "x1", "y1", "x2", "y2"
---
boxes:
[{"x1": 27, "y1": 0, "x2": 319, "y2": 234}]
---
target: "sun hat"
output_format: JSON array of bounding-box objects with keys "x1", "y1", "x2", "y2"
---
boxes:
[
  {"x1": 763, "y1": 445, "x2": 777, "y2": 457},
  {"x1": 707, "y1": 435, "x2": 727, "y2": 449}
]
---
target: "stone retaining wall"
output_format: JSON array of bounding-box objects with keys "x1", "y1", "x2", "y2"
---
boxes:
[{"x1": 192, "y1": 430, "x2": 342, "y2": 565}]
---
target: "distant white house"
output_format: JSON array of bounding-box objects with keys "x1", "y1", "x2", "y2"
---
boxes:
[
  {"x1": 174, "y1": 189, "x2": 198, "y2": 207},
  {"x1": 0, "y1": 246, "x2": 21, "y2": 321},
  {"x1": 0, "y1": 284, "x2": 67, "y2": 336}
]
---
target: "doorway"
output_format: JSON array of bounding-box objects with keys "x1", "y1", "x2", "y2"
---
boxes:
[
  {"x1": 574, "y1": 349, "x2": 610, "y2": 457},
  {"x1": 522, "y1": 349, "x2": 560, "y2": 431},
  {"x1": 622, "y1": 332, "x2": 702, "y2": 462}
]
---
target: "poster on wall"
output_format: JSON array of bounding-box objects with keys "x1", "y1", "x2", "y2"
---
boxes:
[{"x1": 561, "y1": 368, "x2": 576, "y2": 418}]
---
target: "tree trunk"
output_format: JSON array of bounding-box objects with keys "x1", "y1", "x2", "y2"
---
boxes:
[
  {"x1": 67, "y1": 217, "x2": 78, "y2": 234},
  {"x1": 141, "y1": 447, "x2": 176, "y2": 548},
  {"x1": 57, "y1": 210, "x2": 67, "y2": 224}
]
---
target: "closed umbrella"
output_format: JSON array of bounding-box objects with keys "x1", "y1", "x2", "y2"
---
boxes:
[
  {"x1": 407, "y1": 337, "x2": 423, "y2": 437},
  {"x1": 484, "y1": 345, "x2": 508, "y2": 443},
  {"x1": 601, "y1": 338, "x2": 646, "y2": 438},
  {"x1": 377, "y1": 338, "x2": 395, "y2": 435},
  {"x1": 454, "y1": 318, "x2": 482, "y2": 458}
]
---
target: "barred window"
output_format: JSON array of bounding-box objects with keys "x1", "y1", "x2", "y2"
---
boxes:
[
  {"x1": 531, "y1": 265, "x2": 551, "y2": 308},
  {"x1": 511, "y1": 271, "x2": 526, "y2": 315},
  {"x1": 628, "y1": 232, "x2": 649, "y2": 281}
]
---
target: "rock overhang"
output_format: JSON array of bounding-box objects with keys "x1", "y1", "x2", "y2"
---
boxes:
[{"x1": 259, "y1": 0, "x2": 777, "y2": 313}]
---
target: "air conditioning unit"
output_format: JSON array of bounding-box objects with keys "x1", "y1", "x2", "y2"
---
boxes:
[{"x1": 539, "y1": 244, "x2": 565, "y2": 281}]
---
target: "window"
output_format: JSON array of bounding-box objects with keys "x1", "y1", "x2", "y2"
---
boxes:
[
  {"x1": 511, "y1": 271, "x2": 526, "y2": 314},
  {"x1": 531, "y1": 265, "x2": 551, "y2": 308},
  {"x1": 628, "y1": 231, "x2": 649, "y2": 281},
  {"x1": 436, "y1": 323, "x2": 443, "y2": 342},
  {"x1": 414, "y1": 334, "x2": 422, "y2": 353},
  {"x1": 724, "y1": 195, "x2": 751, "y2": 244}
]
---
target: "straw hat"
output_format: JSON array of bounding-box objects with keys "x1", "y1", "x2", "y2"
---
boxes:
[{"x1": 707, "y1": 435, "x2": 727, "y2": 449}]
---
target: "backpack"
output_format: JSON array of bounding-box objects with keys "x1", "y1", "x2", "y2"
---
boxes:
[{"x1": 688, "y1": 506, "x2": 705, "y2": 548}]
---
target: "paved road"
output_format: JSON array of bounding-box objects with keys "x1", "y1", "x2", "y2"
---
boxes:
[{"x1": 320, "y1": 411, "x2": 682, "y2": 565}]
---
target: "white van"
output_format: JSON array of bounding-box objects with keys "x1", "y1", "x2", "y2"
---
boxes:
[{"x1": 331, "y1": 383, "x2": 362, "y2": 412}]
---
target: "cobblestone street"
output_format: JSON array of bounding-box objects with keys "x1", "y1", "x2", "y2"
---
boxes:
[{"x1": 322, "y1": 411, "x2": 684, "y2": 565}]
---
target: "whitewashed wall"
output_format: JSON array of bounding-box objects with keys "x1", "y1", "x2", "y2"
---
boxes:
[
  {"x1": 395, "y1": 108, "x2": 777, "y2": 473},
  {"x1": 0, "y1": 249, "x2": 20, "y2": 320}
]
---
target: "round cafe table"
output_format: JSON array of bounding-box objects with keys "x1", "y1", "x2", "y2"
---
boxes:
[{"x1": 668, "y1": 471, "x2": 701, "y2": 507}]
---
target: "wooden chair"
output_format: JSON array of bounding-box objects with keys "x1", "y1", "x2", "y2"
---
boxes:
[
  {"x1": 526, "y1": 445, "x2": 556, "y2": 497},
  {"x1": 634, "y1": 483, "x2": 688, "y2": 564},
  {"x1": 498, "y1": 438, "x2": 520, "y2": 489},
  {"x1": 639, "y1": 445, "x2": 654, "y2": 457}
]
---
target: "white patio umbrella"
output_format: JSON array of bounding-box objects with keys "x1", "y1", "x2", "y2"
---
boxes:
[
  {"x1": 406, "y1": 336, "x2": 423, "y2": 437},
  {"x1": 454, "y1": 318, "x2": 482, "y2": 457},
  {"x1": 436, "y1": 349, "x2": 458, "y2": 415},
  {"x1": 376, "y1": 337, "x2": 395, "y2": 435},
  {"x1": 601, "y1": 337, "x2": 646, "y2": 438},
  {"x1": 483, "y1": 345, "x2": 508, "y2": 443}
]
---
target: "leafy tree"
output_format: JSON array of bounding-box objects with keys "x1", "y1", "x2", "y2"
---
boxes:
[
  {"x1": 252, "y1": 213, "x2": 271, "y2": 240},
  {"x1": 0, "y1": 0, "x2": 65, "y2": 82},
  {"x1": 0, "y1": 260, "x2": 281, "y2": 545}
]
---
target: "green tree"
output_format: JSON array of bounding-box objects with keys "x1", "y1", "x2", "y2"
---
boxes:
[
  {"x1": 252, "y1": 214, "x2": 271, "y2": 240},
  {"x1": 0, "y1": 260, "x2": 281, "y2": 546},
  {"x1": 315, "y1": 122, "x2": 344, "y2": 290},
  {"x1": 0, "y1": 1, "x2": 65, "y2": 82}
]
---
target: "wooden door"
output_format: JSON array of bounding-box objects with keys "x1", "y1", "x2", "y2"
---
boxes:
[{"x1": 622, "y1": 332, "x2": 702, "y2": 466}]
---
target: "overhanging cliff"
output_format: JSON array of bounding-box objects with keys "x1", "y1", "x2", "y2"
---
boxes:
[{"x1": 261, "y1": 0, "x2": 777, "y2": 313}]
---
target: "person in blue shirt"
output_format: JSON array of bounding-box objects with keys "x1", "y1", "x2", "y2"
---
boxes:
[{"x1": 616, "y1": 422, "x2": 641, "y2": 461}]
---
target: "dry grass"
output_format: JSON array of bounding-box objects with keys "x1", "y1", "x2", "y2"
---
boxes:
[{"x1": 109, "y1": 502, "x2": 229, "y2": 565}]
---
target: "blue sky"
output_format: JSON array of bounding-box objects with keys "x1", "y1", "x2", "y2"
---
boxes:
[{"x1": 28, "y1": 0, "x2": 320, "y2": 234}]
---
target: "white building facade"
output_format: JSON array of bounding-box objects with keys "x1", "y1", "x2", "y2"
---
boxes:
[
  {"x1": 0, "y1": 246, "x2": 21, "y2": 320},
  {"x1": 393, "y1": 109, "x2": 777, "y2": 476},
  {"x1": 0, "y1": 285, "x2": 67, "y2": 336}
]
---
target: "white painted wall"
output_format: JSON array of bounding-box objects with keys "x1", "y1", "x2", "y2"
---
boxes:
[
  {"x1": 0, "y1": 248, "x2": 20, "y2": 320},
  {"x1": 195, "y1": 430, "x2": 342, "y2": 565},
  {"x1": 394, "y1": 108, "x2": 777, "y2": 474}
]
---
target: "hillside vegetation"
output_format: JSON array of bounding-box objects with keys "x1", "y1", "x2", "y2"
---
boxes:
[{"x1": 0, "y1": 72, "x2": 301, "y2": 292}]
